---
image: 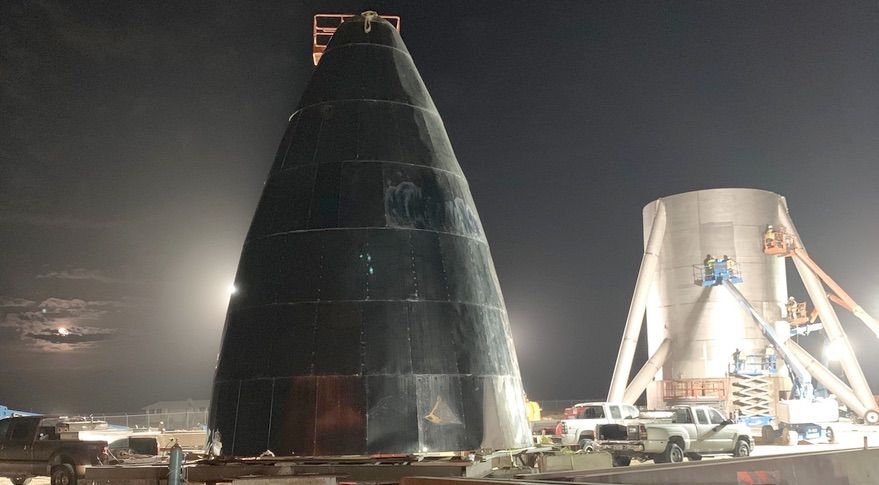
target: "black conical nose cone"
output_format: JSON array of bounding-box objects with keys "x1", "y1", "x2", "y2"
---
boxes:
[{"x1": 209, "y1": 14, "x2": 531, "y2": 457}]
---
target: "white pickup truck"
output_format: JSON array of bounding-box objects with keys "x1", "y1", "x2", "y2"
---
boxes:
[
  {"x1": 553, "y1": 402, "x2": 641, "y2": 450},
  {"x1": 595, "y1": 405, "x2": 753, "y2": 465}
]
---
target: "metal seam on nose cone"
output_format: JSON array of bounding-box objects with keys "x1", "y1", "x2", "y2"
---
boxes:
[
  {"x1": 290, "y1": 99, "x2": 441, "y2": 123},
  {"x1": 323, "y1": 42, "x2": 414, "y2": 60},
  {"x1": 272, "y1": 159, "x2": 467, "y2": 180},
  {"x1": 208, "y1": 13, "x2": 531, "y2": 457}
]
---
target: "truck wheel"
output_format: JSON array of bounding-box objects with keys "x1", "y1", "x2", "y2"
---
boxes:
[
  {"x1": 612, "y1": 456, "x2": 631, "y2": 467},
  {"x1": 578, "y1": 438, "x2": 595, "y2": 452},
  {"x1": 656, "y1": 442, "x2": 684, "y2": 464},
  {"x1": 733, "y1": 438, "x2": 751, "y2": 457},
  {"x1": 761, "y1": 425, "x2": 777, "y2": 443},
  {"x1": 12, "y1": 477, "x2": 32, "y2": 485},
  {"x1": 51, "y1": 464, "x2": 76, "y2": 485}
]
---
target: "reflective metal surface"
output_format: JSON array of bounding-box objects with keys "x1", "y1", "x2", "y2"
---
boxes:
[
  {"x1": 642, "y1": 189, "x2": 788, "y2": 405},
  {"x1": 209, "y1": 13, "x2": 530, "y2": 457}
]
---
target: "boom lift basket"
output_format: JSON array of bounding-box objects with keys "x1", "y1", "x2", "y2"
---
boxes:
[
  {"x1": 763, "y1": 226, "x2": 794, "y2": 255},
  {"x1": 694, "y1": 258, "x2": 742, "y2": 287}
]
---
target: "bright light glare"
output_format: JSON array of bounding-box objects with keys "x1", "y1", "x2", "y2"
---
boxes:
[
  {"x1": 228, "y1": 284, "x2": 238, "y2": 296},
  {"x1": 57, "y1": 328, "x2": 70, "y2": 336},
  {"x1": 824, "y1": 340, "x2": 845, "y2": 362}
]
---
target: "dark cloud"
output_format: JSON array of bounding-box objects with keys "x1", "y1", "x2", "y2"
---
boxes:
[
  {"x1": 38, "y1": 297, "x2": 90, "y2": 312},
  {"x1": 0, "y1": 296, "x2": 123, "y2": 351},
  {"x1": 25, "y1": 328, "x2": 113, "y2": 344},
  {"x1": 0, "y1": 211, "x2": 122, "y2": 229},
  {"x1": 37, "y1": 268, "x2": 122, "y2": 283},
  {"x1": 0, "y1": 296, "x2": 35, "y2": 307}
]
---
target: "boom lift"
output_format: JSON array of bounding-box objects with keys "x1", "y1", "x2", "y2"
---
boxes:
[
  {"x1": 696, "y1": 262, "x2": 813, "y2": 400},
  {"x1": 0, "y1": 404, "x2": 38, "y2": 419},
  {"x1": 697, "y1": 265, "x2": 842, "y2": 444},
  {"x1": 719, "y1": 277, "x2": 814, "y2": 401},
  {"x1": 764, "y1": 226, "x2": 879, "y2": 338}
]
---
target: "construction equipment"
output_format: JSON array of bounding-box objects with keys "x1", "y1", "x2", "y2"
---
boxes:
[
  {"x1": 763, "y1": 225, "x2": 879, "y2": 338},
  {"x1": 312, "y1": 13, "x2": 401, "y2": 65},
  {"x1": 694, "y1": 257, "x2": 742, "y2": 287},
  {"x1": 785, "y1": 297, "x2": 815, "y2": 325},
  {"x1": 702, "y1": 268, "x2": 845, "y2": 443},
  {"x1": 0, "y1": 404, "x2": 38, "y2": 419},
  {"x1": 715, "y1": 274, "x2": 814, "y2": 401}
]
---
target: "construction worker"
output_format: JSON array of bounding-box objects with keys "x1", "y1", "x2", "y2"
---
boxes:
[
  {"x1": 704, "y1": 254, "x2": 716, "y2": 274},
  {"x1": 786, "y1": 296, "x2": 797, "y2": 318},
  {"x1": 724, "y1": 255, "x2": 736, "y2": 274},
  {"x1": 765, "y1": 225, "x2": 776, "y2": 249},
  {"x1": 733, "y1": 348, "x2": 742, "y2": 373},
  {"x1": 524, "y1": 394, "x2": 542, "y2": 422}
]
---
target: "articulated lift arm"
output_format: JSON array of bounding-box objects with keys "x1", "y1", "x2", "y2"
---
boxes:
[
  {"x1": 789, "y1": 248, "x2": 879, "y2": 338},
  {"x1": 721, "y1": 280, "x2": 814, "y2": 400},
  {"x1": 775, "y1": 203, "x2": 879, "y2": 422},
  {"x1": 0, "y1": 404, "x2": 38, "y2": 419}
]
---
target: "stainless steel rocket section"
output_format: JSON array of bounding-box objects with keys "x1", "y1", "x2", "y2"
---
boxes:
[
  {"x1": 643, "y1": 189, "x2": 788, "y2": 385},
  {"x1": 208, "y1": 14, "x2": 531, "y2": 456}
]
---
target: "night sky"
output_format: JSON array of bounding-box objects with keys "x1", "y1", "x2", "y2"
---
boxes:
[{"x1": 2, "y1": 1, "x2": 878, "y2": 413}]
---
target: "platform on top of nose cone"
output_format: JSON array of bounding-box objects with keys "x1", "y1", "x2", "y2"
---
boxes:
[{"x1": 297, "y1": 13, "x2": 436, "y2": 113}]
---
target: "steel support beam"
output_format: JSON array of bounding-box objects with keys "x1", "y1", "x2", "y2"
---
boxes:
[
  {"x1": 622, "y1": 337, "x2": 671, "y2": 404},
  {"x1": 777, "y1": 198, "x2": 876, "y2": 415},
  {"x1": 784, "y1": 339, "x2": 870, "y2": 419},
  {"x1": 608, "y1": 200, "x2": 667, "y2": 402}
]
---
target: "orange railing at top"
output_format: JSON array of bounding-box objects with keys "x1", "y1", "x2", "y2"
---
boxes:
[
  {"x1": 661, "y1": 378, "x2": 729, "y2": 402},
  {"x1": 313, "y1": 14, "x2": 401, "y2": 66}
]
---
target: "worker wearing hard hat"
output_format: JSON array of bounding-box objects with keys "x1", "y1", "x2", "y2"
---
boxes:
[
  {"x1": 724, "y1": 255, "x2": 736, "y2": 273},
  {"x1": 765, "y1": 225, "x2": 776, "y2": 249},
  {"x1": 786, "y1": 296, "x2": 798, "y2": 318},
  {"x1": 703, "y1": 254, "x2": 716, "y2": 278}
]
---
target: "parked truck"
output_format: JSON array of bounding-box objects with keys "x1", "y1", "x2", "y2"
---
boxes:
[
  {"x1": 553, "y1": 402, "x2": 641, "y2": 450},
  {"x1": 0, "y1": 416, "x2": 109, "y2": 485},
  {"x1": 595, "y1": 405, "x2": 753, "y2": 465}
]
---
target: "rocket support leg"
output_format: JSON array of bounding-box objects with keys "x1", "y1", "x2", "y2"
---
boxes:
[
  {"x1": 777, "y1": 198, "x2": 877, "y2": 415},
  {"x1": 608, "y1": 200, "x2": 667, "y2": 402},
  {"x1": 784, "y1": 339, "x2": 875, "y2": 420},
  {"x1": 622, "y1": 338, "x2": 671, "y2": 405}
]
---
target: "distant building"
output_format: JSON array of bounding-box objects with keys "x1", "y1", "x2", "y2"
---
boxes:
[{"x1": 142, "y1": 399, "x2": 209, "y2": 415}]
